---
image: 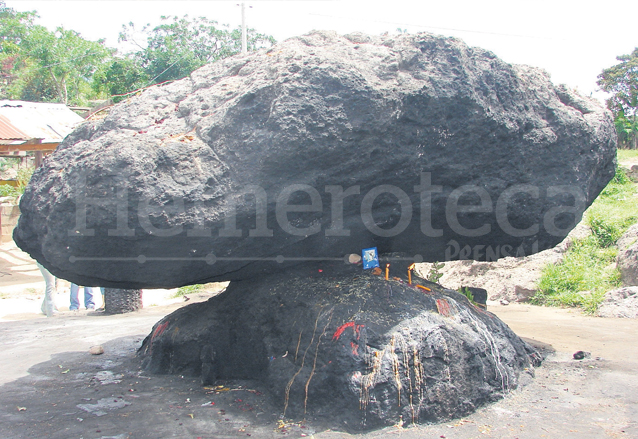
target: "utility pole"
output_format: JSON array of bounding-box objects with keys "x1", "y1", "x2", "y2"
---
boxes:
[{"x1": 241, "y1": 2, "x2": 247, "y2": 53}]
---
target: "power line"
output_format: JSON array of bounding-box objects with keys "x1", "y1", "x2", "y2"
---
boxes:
[{"x1": 309, "y1": 13, "x2": 565, "y2": 42}]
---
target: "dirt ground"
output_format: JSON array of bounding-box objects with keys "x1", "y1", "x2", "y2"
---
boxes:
[
  {"x1": 0, "y1": 289, "x2": 637, "y2": 439},
  {"x1": 2, "y1": 238, "x2": 638, "y2": 438}
]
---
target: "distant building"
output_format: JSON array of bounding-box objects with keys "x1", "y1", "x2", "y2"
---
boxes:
[{"x1": 0, "y1": 100, "x2": 84, "y2": 167}]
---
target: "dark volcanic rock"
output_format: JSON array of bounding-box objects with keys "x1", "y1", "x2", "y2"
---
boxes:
[
  {"x1": 103, "y1": 288, "x2": 142, "y2": 314},
  {"x1": 14, "y1": 31, "x2": 616, "y2": 288},
  {"x1": 138, "y1": 262, "x2": 541, "y2": 430}
]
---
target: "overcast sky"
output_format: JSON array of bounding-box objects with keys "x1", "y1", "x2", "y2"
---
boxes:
[{"x1": 6, "y1": 0, "x2": 638, "y2": 104}]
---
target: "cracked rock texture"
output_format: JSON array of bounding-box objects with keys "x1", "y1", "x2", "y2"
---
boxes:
[
  {"x1": 597, "y1": 287, "x2": 638, "y2": 318},
  {"x1": 139, "y1": 261, "x2": 541, "y2": 430},
  {"x1": 14, "y1": 31, "x2": 616, "y2": 288}
]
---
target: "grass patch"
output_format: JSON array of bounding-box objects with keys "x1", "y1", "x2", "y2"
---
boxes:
[
  {"x1": 532, "y1": 163, "x2": 637, "y2": 314},
  {"x1": 586, "y1": 167, "x2": 637, "y2": 246},
  {"x1": 532, "y1": 237, "x2": 620, "y2": 313},
  {"x1": 617, "y1": 149, "x2": 638, "y2": 161},
  {"x1": 171, "y1": 284, "x2": 204, "y2": 298}
]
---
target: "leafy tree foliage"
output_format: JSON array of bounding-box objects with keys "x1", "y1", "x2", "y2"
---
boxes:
[
  {"x1": 119, "y1": 15, "x2": 275, "y2": 85},
  {"x1": 2, "y1": 5, "x2": 275, "y2": 106},
  {"x1": 0, "y1": 1, "x2": 37, "y2": 98},
  {"x1": 23, "y1": 26, "x2": 113, "y2": 105},
  {"x1": 597, "y1": 48, "x2": 638, "y2": 149},
  {"x1": 1, "y1": 1, "x2": 112, "y2": 105},
  {"x1": 92, "y1": 57, "x2": 148, "y2": 103}
]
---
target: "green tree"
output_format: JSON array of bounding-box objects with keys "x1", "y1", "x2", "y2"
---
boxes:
[
  {"x1": 120, "y1": 15, "x2": 275, "y2": 85},
  {"x1": 3, "y1": 6, "x2": 275, "y2": 105},
  {"x1": 1, "y1": 1, "x2": 113, "y2": 105},
  {"x1": 92, "y1": 57, "x2": 148, "y2": 103},
  {"x1": 0, "y1": 1, "x2": 37, "y2": 97},
  {"x1": 597, "y1": 48, "x2": 638, "y2": 149},
  {"x1": 22, "y1": 26, "x2": 113, "y2": 105}
]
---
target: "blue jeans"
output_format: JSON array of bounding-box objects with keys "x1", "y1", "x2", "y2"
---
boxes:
[{"x1": 70, "y1": 284, "x2": 96, "y2": 310}]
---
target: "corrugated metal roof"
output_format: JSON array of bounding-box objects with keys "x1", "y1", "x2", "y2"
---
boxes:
[
  {"x1": 0, "y1": 100, "x2": 84, "y2": 144},
  {"x1": 0, "y1": 114, "x2": 30, "y2": 142}
]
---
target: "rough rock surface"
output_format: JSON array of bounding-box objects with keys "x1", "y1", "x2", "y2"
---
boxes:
[
  {"x1": 617, "y1": 224, "x2": 638, "y2": 287},
  {"x1": 416, "y1": 248, "x2": 562, "y2": 303},
  {"x1": 14, "y1": 31, "x2": 616, "y2": 288},
  {"x1": 89, "y1": 345, "x2": 105, "y2": 355},
  {"x1": 620, "y1": 164, "x2": 638, "y2": 183},
  {"x1": 415, "y1": 222, "x2": 591, "y2": 302},
  {"x1": 597, "y1": 287, "x2": 638, "y2": 318},
  {"x1": 103, "y1": 288, "x2": 142, "y2": 314},
  {"x1": 138, "y1": 261, "x2": 540, "y2": 430}
]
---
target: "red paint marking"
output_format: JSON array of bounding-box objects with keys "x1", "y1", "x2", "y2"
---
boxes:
[
  {"x1": 332, "y1": 322, "x2": 354, "y2": 341},
  {"x1": 332, "y1": 322, "x2": 365, "y2": 341},
  {"x1": 151, "y1": 321, "x2": 169, "y2": 344},
  {"x1": 350, "y1": 342, "x2": 359, "y2": 356},
  {"x1": 436, "y1": 299, "x2": 451, "y2": 317},
  {"x1": 473, "y1": 304, "x2": 490, "y2": 316}
]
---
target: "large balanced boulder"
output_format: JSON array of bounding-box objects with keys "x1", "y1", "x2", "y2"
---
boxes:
[
  {"x1": 14, "y1": 31, "x2": 616, "y2": 288},
  {"x1": 139, "y1": 261, "x2": 541, "y2": 429}
]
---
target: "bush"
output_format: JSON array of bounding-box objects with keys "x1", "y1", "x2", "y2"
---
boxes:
[
  {"x1": 16, "y1": 166, "x2": 34, "y2": 194},
  {"x1": 588, "y1": 214, "x2": 624, "y2": 247},
  {"x1": 612, "y1": 165, "x2": 631, "y2": 185},
  {"x1": 0, "y1": 184, "x2": 18, "y2": 197},
  {"x1": 0, "y1": 166, "x2": 34, "y2": 199}
]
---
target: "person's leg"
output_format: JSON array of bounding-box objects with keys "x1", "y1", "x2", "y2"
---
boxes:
[
  {"x1": 69, "y1": 283, "x2": 80, "y2": 311},
  {"x1": 37, "y1": 263, "x2": 57, "y2": 317},
  {"x1": 84, "y1": 287, "x2": 96, "y2": 309},
  {"x1": 96, "y1": 287, "x2": 105, "y2": 311}
]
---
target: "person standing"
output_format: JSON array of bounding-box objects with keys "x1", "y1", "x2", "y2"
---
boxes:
[
  {"x1": 36, "y1": 262, "x2": 58, "y2": 317},
  {"x1": 69, "y1": 283, "x2": 96, "y2": 311},
  {"x1": 96, "y1": 287, "x2": 105, "y2": 312}
]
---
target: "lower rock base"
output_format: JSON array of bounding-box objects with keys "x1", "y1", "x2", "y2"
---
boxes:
[{"x1": 139, "y1": 261, "x2": 541, "y2": 430}]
